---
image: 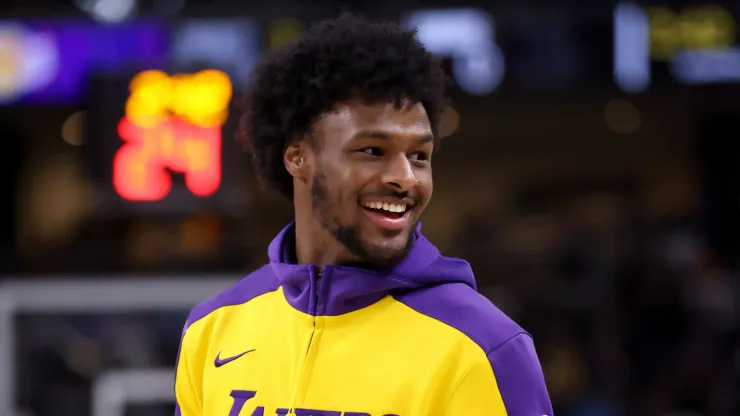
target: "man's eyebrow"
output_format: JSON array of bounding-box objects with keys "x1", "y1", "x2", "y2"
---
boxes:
[
  {"x1": 352, "y1": 130, "x2": 434, "y2": 142},
  {"x1": 352, "y1": 130, "x2": 391, "y2": 140}
]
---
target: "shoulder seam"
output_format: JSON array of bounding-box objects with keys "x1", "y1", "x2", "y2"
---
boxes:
[{"x1": 486, "y1": 331, "x2": 531, "y2": 356}]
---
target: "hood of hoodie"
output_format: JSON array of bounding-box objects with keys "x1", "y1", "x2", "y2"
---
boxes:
[{"x1": 268, "y1": 222, "x2": 477, "y2": 316}]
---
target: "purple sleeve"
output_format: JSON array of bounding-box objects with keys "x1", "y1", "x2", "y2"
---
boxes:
[{"x1": 488, "y1": 333, "x2": 554, "y2": 416}]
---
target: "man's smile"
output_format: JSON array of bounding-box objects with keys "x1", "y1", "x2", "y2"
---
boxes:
[{"x1": 359, "y1": 202, "x2": 412, "y2": 230}]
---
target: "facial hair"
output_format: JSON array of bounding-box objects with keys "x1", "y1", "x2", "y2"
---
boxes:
[{"x1": 310, "y1": 169, "x2": 414, "y2": 268}]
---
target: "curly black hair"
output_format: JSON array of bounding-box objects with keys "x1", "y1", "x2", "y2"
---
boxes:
[{"x1": 236, "y1": 12, "x2": 448, "y2": 200}]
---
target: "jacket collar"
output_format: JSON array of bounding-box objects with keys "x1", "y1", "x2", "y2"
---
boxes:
[{"x1": 267, "y1": 222, "x2": 441, "y2": 316}]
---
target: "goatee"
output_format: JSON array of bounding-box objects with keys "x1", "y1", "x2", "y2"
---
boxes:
[{"x1": 311, "y1": 170, "x2": 415, "y2": 268}]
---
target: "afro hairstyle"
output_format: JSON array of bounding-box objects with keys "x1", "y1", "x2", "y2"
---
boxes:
[{"x1": 236, "y1": 12, "x2": 449, "y2": 200}]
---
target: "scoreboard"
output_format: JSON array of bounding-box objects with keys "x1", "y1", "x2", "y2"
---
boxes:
[
  {"x1": 86, "y1": 68, "x2": 249, "y2": 216},
  {"x1": 113, "y1": 69, "x2": 230, "y2": 202}
]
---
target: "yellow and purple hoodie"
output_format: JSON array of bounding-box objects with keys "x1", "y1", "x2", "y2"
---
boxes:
[{"x1": 175, "y1": 223, "x2": 553, "y2": 415}]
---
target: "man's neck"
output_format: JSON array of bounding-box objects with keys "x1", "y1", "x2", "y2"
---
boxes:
[{"x1": 293, "y1": 217, "x2": 357, "y2": 266}]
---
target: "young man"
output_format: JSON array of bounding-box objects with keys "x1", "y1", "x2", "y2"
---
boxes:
[{"x1": 175, "y1": 13, "x2": 553, "y2": 416}]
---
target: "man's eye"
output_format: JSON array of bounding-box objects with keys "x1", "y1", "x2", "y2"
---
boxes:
[
  {"x1": 360, "y1": 147, "x2": 383, "y2": 156},
  {"x1": 409, "y1": 152, "x2": 429, "y2": 162}
]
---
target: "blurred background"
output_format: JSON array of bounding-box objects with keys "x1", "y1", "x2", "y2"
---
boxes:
[{"x1": 1, "y1": 0, "x2": 739, "y2": 415}]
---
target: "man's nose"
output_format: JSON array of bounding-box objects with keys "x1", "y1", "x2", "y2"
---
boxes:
[{"x1": 381, "y1": 154, "x2": 417, "y2": 192}]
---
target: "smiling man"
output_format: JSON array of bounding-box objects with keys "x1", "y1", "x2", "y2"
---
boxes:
[{"x1": 174, "y1": 13, "x2": 553, "y2": 416}]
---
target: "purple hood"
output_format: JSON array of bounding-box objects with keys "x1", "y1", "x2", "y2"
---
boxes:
[{"x1": 267, "y1": 222, "x2": 477, "y2": 316}]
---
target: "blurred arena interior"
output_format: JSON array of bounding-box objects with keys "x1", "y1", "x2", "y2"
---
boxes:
[{"x1": 0, "y1": 0, "x2": 739, "y2": 415}]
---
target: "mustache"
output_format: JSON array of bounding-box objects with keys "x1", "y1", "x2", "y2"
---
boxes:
[{"x1": 363, "y1": 190, "x2": 420, "y2": 206}]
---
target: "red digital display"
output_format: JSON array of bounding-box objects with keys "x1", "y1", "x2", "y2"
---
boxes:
[
  {"x1": 114, "y1": 117, "x2": 222, "y2": 201},
  {"x1": 112, "y1": 69, "x2": 231, "y2": 201}
]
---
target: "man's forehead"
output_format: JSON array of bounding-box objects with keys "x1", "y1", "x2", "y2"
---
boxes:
[{"x1": 320, "y1": 99, "x2": 429, "y2": 131}]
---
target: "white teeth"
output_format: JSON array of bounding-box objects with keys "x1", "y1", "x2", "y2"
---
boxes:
[{"x1": 362, "y1": 201, "x2": 407, "y2": 213}]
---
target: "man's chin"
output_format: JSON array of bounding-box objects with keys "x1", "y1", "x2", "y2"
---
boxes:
[
  {"x1": 332, "y1": 221, "x2": 416, "y2": 268},
  {"x1": 359, "y1": 251, "x2": 406, "y2": 269},
  {"x1": 359, "y1": 237, "x2": 414, "y2": 268}
]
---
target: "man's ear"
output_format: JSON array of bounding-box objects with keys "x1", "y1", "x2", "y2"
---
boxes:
[{"x1": 284, "y1": 140, "x2": 310, "y2": 182}]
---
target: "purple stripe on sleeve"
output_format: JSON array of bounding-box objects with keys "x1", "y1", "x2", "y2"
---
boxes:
[
  {"x1": 174, "y1": 404, "x2": 182, "y2": 416},
  {"x1": 488, "y1": 333, "x2": 553, "y2": 416}
]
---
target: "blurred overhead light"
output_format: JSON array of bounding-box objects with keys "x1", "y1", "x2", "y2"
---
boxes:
[
  {"x1": 613, "y1": 3, "x2": 651, "y2": 93},
  {"x1": 403, "y1": 8, "x2": 504, "y2": 95},
  {"x1": 170, "y1": 19, "x2": 260, "y2": 91},
  {"x1": 74, "y1": 0, "x2": 137, "y2": 23},
  {"x1": 0, "y1": 23, "x2": 59, "y2": 104}
]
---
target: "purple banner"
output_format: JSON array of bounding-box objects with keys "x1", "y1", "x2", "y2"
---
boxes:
[{"x1": 0, "y1": 19, "x2": 169, "y2": 105}]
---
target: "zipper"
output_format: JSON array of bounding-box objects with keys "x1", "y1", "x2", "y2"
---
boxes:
[
  {"x1": 305, "y1": 266, "x2": 320, "y2": 357},
  {"x1": 305, "y1": 265, "x2": 321, "y2": 357},
  {"x1": 288, "y1": 266, "x2": 322, "y2": 413}
]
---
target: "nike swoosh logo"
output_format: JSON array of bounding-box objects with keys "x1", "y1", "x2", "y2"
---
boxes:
[{"x1": 214, "y1": 349, "x2": 255, "y2": 368}]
